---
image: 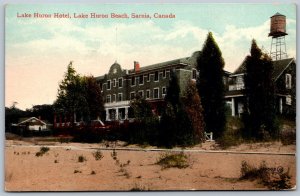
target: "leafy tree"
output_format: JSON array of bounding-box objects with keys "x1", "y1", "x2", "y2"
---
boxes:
[
  {"x1": 54, "y1": 61, "x2": 88, "y2": 124},
  {"x1": 26, "y1": 104, "x2": 54, "y2": 123},
  {"x1": 83, "y1": 76, "x2": 105, "y2": 120},
  {"x1": 196, "y1": 32, "x2": 226, "y2": 138},
  {"x1": 5, "y1": 106, "x2": 27, "y2": 131},
  {"x1": 243, "y1": 40, "x2": 278, "y2": 139},
  {"x1": 182, "y1": 81, "x2": 205, "y2": 143}
]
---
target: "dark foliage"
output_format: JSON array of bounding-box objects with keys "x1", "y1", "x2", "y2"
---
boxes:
[
  {"x1": 243, "y1": 40, "x2": 278, "y2": 139},
  {"x1": 196, "y1": 32, "x2": 226, "y2": 138}
]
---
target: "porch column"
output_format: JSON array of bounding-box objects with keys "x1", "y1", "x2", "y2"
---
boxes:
[
  {"x1": 231, "y1": 97, "x2": 235, "y2": 116},
  {"x1": 279, "y1": 97, "x2": 283, "y2": 114},
  {"x1": 125, "y1": 107, "x2": 129, "y2": 120},
  {"x1": 115, "y1": 108, "x2": 119, "y2": 120},
  {"x1": 106, "y1": 108, "x2": 109, "y2": 121}
]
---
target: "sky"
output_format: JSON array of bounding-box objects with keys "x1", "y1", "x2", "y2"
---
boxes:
[{"x1": 5, "y1": 3, "x2": 296, "y2": 110}]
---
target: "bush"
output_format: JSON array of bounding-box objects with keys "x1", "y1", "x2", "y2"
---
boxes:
[
  {"x1": 156, "y1": 152, "x2": 189, "y2": 169},
  {"x1": 240, "y1": 160, "x2": 292, "y2": 190},
  {"x1": 93, "y1": 150, "x2": 104, "y2": 161},
  {"x1": 78, "y1": 155, "x2": 87, "y2": 162},
  {"x1": 280, "y1": 131, "x2": 296, "y2": 145},
  {"x1": 35, "y1": 146, "x2": 50, "y2": 157}
]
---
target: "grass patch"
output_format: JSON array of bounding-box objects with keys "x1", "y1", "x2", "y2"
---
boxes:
[
  {"x1": 218, "y1": 117, "x2": 243, "y2": 149},
  {"x1": 240, "y1": 160, "x2": 292, "y2": 190},
  {"x1": 35, "y1": 146, "x2": 50, "y2": 157},
  {"x1": 92, "y1": 150, "x2": 104, "y2": 161},
  {"x1": 156, "y1": 152, "x2": 189, "y2": 169},
  {"x1": 78, "y1": 155, "x2": 87, "y2": 162}
]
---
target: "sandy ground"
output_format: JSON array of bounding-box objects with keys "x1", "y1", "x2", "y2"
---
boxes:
[{"x1": 4, "y1": 139, "x2": 296, "y2": 191}]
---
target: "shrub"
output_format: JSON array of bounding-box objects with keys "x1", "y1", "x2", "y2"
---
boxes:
[
  {"x1": 91, "y1": 170, "x2": 96, "y2": 175},
  {"x1": 156, "y1": 152, "x2": 189, "y2": 169},
  {"x1": 111, "y1": 149, "x2": 117, "y2": 160},
  {"x1": 78, "y1": 155, "x2": 87, "y2": 162},
  {"x1": 74, "y1": 170, "x2": 81, "y2": 173},
  {"x1": 93, "y1": 150, "x2": 104, "y2": 161},
  {"x1": 240, "y1": 160, "x2": 292, "y2": 190},
  {"x1": 280, "y1": 131, "x2": 296, "y2": 145},
  {"x1": 35, "y1": 146, "x2": 50, "y2": 157}
]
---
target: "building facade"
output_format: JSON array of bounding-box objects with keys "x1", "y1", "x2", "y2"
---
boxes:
[
  {"x1": 96, "y1": 52, "x2": 201, "y2": 122},
  {"x1": 225, "y1": 58, "x2": 296, "y2": 117}
]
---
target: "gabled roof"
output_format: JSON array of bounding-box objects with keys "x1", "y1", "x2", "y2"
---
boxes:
[
  {"x1": 17, "y1": 117, "x2": 47, "y2": 126},
  {"x1": 232, "y1": 57, "x2": 295, "y2": 80}
]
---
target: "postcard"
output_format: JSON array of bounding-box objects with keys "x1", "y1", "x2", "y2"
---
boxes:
[{"x1": 5, "y1": 3, "x2": 296, "y2": 191}]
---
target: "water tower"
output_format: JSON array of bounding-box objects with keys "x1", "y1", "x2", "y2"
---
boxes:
[{"x1": 268, "y1": 12, "x2": 288, "y2": 60}]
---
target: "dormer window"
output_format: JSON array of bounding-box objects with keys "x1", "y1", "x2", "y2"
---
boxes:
[{"x1": 285, "y1": 74, "x2": 292, "y2": 89}]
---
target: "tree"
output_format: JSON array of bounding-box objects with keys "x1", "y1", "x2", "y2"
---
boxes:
[
  {"x1": 83, "y1": 76, "x2": 105, "y2": 120},
  {"x1": 243, "y1": 40, "x2": 277, "y2": 139},
  {"x1": 160, "y1": 71, "x2": 197, "y2": 146},
  {"x1": 196, "y1": 32, "x2": 226, "y2": 138},
  {"x1": 54, "y1": 61, "x2": 88, "y2": 124},
  {"x1": 182, "y1": 81, "x2": 205, "y2": 143},
  {"x1": 26, "y1": 104, "x2": 54, "y2": 123}
]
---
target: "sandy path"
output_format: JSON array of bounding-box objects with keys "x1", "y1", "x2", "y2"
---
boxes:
[{"x1": 5, "y1": 141, "x2": 296, "y2": 191}]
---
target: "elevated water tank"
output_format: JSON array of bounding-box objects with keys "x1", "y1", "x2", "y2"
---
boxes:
[{"x1": 268, "y1": 12, "x2": 288, "y2": 38}]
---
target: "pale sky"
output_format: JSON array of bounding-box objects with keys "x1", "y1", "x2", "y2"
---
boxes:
[{"x1": 5, "y1": 3, "x2": 296, "y2": 110}]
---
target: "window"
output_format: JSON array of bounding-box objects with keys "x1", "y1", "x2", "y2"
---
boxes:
[
  {"x1": 139, "y1": 75, "x2": 144, "y2": 85},
  {"x1": 162, "y1": 87, "x2": 167, "y2": 98},
  {"x1": 107, "y1": 80, "x2": 111, "y2": 90},
  {"x1": 146, "y1": 90, "x2": 150, "y2": 99},
  {"x1": 130, "y1": 92, "x2": 135, "y2": 100},
  {"x1": 138, "y1": 90, "x2": 144, "y2": 98},
  {"x1": 163, "y1": 70, "x2": 166, "y2": 78},
  {"x1": 112, "y1": 94, "x2": 116, "y2": 102},
  {"x1": 113, "y1": 79, "x2": 116, "y2": 87},
  {"x1": 154, "y1": 71, "x2": 159, "y2": 81},
  {"x1": 192, "y1": 69, "x2": 197, "y2": 80},
  {"x1": 106, "y1": 95, "x2": 111, "y2": 103},
  {"x1": 147, "y1": 73, "x2": 150, "y2": 82},
  {"x1": 131, "y1": 76, "x2": 135, "y2": 86},
  {"x1": 118, "y1": 93, "x2": 123, "y2": 102},
  {"x1": 286, "y1": 95, "x2": 292, "y2": 105},
  {"x1": 153, "y1": 88, "x2": 159, "y2": 99},
  {"x1": 285, "y1": 74, "x2": 292, "y2": 89},
  {"x1": 118, "y1": 78, "x2": 123, "y2": 88}
]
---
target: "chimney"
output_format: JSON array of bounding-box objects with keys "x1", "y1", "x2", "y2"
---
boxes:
[{"x1": 134, "y1": 61, "x2": 140, "y2": 73}]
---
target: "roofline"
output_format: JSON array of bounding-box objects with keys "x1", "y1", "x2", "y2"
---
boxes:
[
  {"x1": 274, "y1": 58, "x2": 294, "y2": 81},
  {"x1": 17, "y1": 117, "x2": 47, "y2": 126}
]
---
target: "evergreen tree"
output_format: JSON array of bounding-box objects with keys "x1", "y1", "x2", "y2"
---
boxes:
[
  {"x1": 244, "y1": 40, "x2": 277, "y2": 139},
  {"x1": 196, "y1": 32, "x2": 226, "y2": 138},
  {"x1": 182, "y1": 81, "x2": 205, "y2": 143},
  {"x1": 160, "y1": 71, "x2": 197, "y2": 146}
]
